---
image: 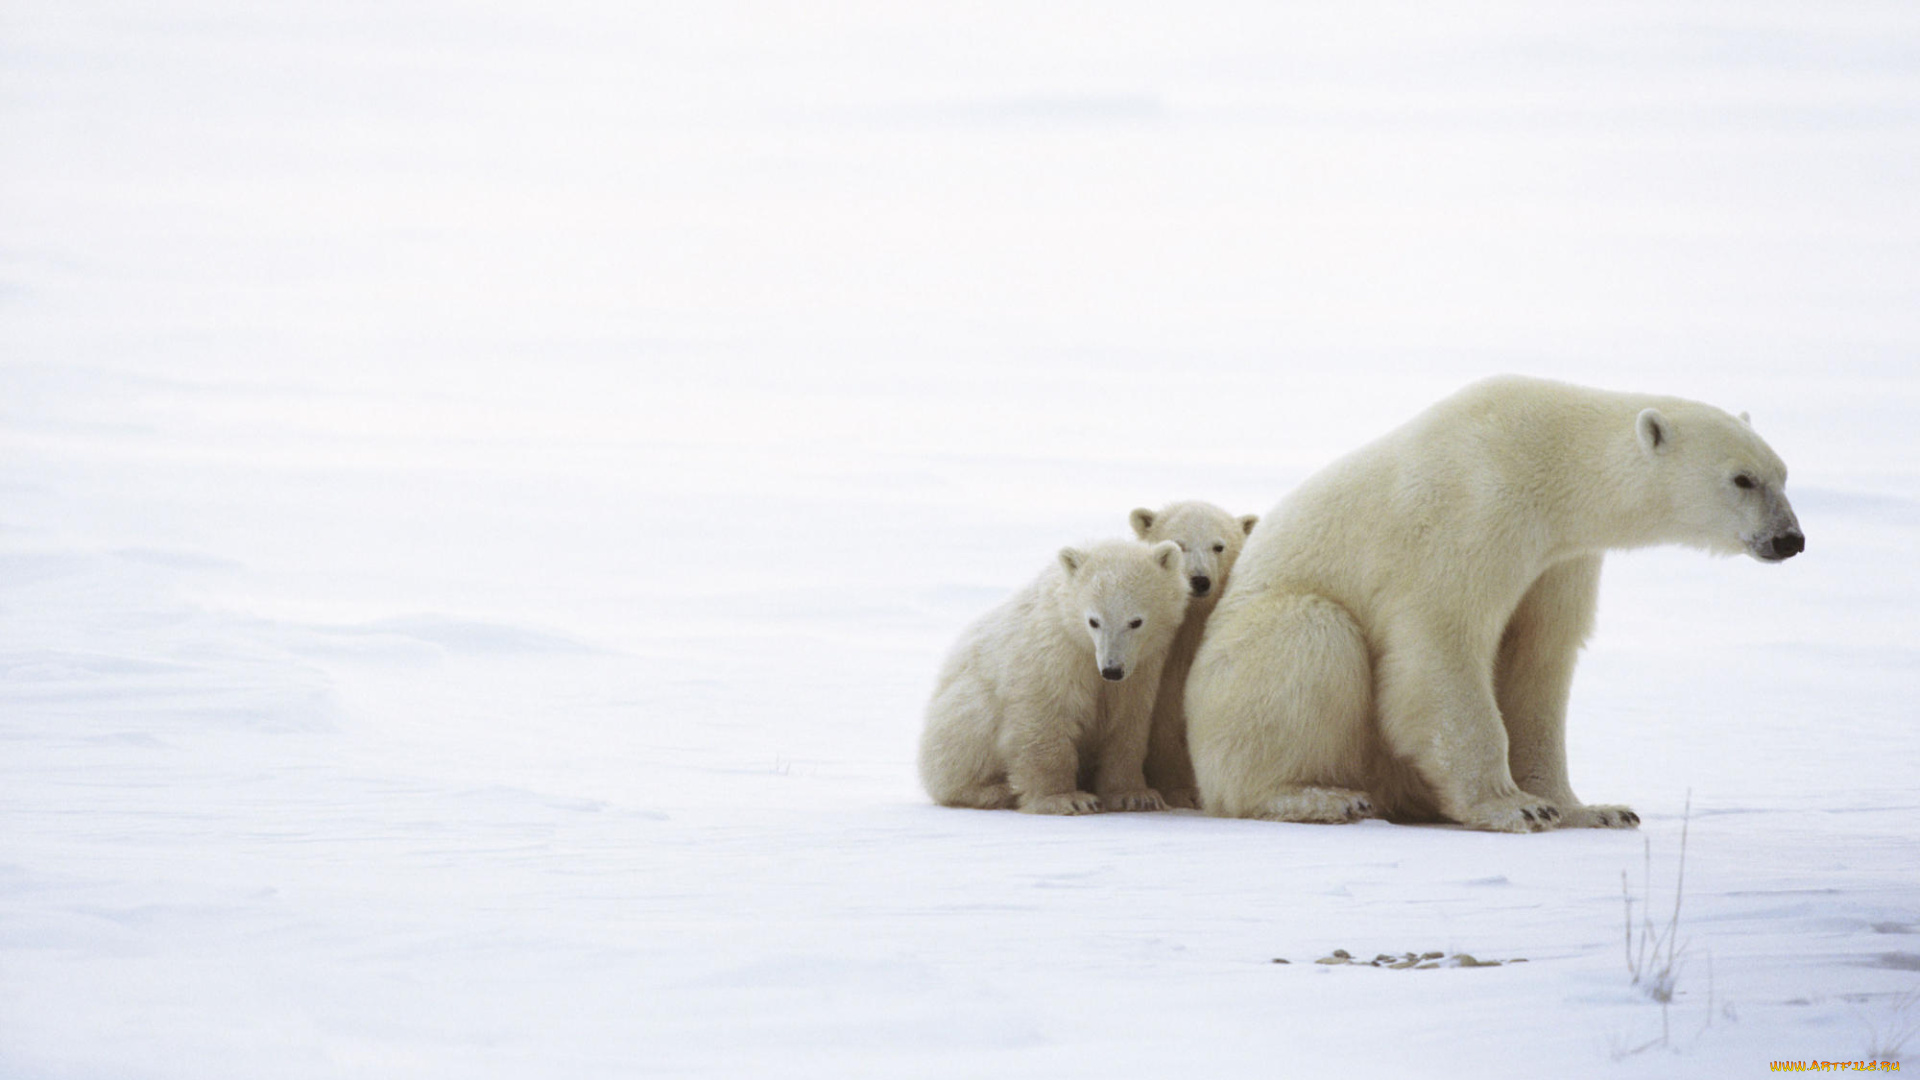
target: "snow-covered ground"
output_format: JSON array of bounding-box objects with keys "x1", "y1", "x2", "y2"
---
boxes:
[{"x1": 4, "y1": 2, "x2": 1919, "y2": 1075}]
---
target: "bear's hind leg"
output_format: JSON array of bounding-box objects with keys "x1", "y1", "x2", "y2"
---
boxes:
[
  {"x1": 919, "y1": 677, "x2": 1016, "y2": 809},
  {"x1": 1186, "y1": 592, "x2": 1377, "y2": 821},
  {"x1": 941, "y1": 780, "x2": 1018, "y2": 809},
  {"x1": 1006, "y1": 701, "x2": 1102, "y2": 815}
]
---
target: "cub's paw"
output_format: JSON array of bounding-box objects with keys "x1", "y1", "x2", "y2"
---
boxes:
[
  {"x1": 1158, "y1": 787, "x2": 1201, "y2": 811},
  {"x1": 1561, "y1": 804, "x2": 1640, "y2": 829},
  {"x1": 1020, "y1": 791, "x2": 1102, "y2": 815},
  {"x1": 1465, "y1": 795, "x2": 1562, "y2": 834},
  {"x1": 1099, "y1": 788, "x2": 1167, "y2": 813}
]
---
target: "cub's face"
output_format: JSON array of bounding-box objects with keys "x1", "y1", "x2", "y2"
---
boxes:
[
  {"x1": 1129, "y1": 503, "x2": 1260, "y2": 601},
  {"x1": 1057, "y1": 541, "x2": 1185, "y2": 681},
  {"x1": 1638, "y1": 406, "x2": 1804, "y2": 562}
]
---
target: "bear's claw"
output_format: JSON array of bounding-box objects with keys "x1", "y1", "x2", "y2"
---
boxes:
[
  {"x1": 1020, "y1": 791, "x2": 1103, "y2": 815},
  {"x1": 1564, "y1": 804, "x2": 1640, "y2": 829},
  {"x1": 1158, "y1": 788, "x2": 1201, "y2": 810},
  {"x1": 1254, "y1": 786, "x2": 1374, "y2": 824},
  {"x1": 1469, "y1": 794, "x2": 1563, "y2": 833},
  {"x1": 1098, "y1": 788, "x2": 1167, "y2": 813}
]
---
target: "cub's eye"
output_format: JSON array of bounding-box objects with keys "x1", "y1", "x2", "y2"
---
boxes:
[
  {"x1": 1088, "y1": 618, "x2": 1100, "y2": 629},
  {"x1": 1733, "y1": 475, "x2": 1756, "y2": 490},
  {"x1": 1211, "y1": 543, "x2": 1225, "y2": 553},
  {"x1": 1128, "y1": 618, "x2": 1143, "y2": 629}
]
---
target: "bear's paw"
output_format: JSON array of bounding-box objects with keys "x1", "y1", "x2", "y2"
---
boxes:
[
  {"x1": 1465, "y1": 794, "x2": 1562, "y2": 833},
  {"x1": 1561, "y1": 804, "x2": 1640, "y2": 829},
  {"x1": 1020, "y1": 791, "x2": 1103, "y2": 815},
  {"x1": 1255, "y1": 786, "x2": 1375, "y2": 824},
  {"x1": 1157, "y1": 787, "x2": 1201, "y2": 811},
  {"x1": 1098, "y1": 788, "x2": 1167, "y2": 813}
]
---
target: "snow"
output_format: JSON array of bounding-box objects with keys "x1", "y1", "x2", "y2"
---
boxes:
[{"x1": 4, "y1": 1, "x2": 1919, "y2": 1075}]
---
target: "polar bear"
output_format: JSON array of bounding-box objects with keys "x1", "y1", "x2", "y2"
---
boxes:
[
  {"x1": 1127, "y1": 501, "x2": 1259, "y2": 808},
  {"x1": 920, "y1": 539, "x2": 1190, "y2": 814},
  {"x1": 1186, "y1": 375, "x2": 1804, "y2": 833}
]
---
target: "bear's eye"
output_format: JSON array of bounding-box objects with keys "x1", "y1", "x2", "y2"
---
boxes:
[
  {"x1": 1128, "y1": 618, "x2": 1143, "y2": 629},
  {"x1": 1733, "y1": 474, "x2": 1756, "y2": 490},
  {"x1": 1088, "y1": 618, "x2": 1100, "y2": 629},
  {"x1": 1211, "y1": 543, "x2": 1225, "y2": 553}
]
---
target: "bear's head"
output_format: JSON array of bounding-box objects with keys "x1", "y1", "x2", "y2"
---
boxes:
[
  {"x1": 1056, "y1": 539, "x2": 1188, "y2": 681},
  {"x1": 1128, "y1": 501, "x2": 1261, "y2": 601},
  {"x1": 1636, "y1": 404, "x2": 1804, "y2": 562}
]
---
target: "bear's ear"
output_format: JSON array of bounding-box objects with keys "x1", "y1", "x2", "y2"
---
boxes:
[
  {"x1": 1128, "y1": 508, "x2": 1155, "y2": 538},
  {"x1": 1058, "y1": 547, "x2": 1085, "y2": 576},
  {"x1": 1150, "y1": 540, "x2": 1180, "y2": 571},
  {"x1": 1239, "y1": 513, "x2": 1259, "y2": 535},
  {"x1": 1738, "y1": 410, "x2": 1752, "y2": 426},
  {"x1": 1635, "y1": 408, "x2": 1672, "y2": 457}
]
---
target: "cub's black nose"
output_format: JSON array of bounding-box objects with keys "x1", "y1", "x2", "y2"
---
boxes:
[
  {"x1": 1100, "y1": 666, "x2": 1125, "y2": 681},
  {"x1": 1771, "y1": 532, "x2": 1804, "y2": 559},
  {"x1": 1189, "y1": 575, "x2": 1211, "y2": 597}
]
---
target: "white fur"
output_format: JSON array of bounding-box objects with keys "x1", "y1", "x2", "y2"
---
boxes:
[
  {"x1": 920, "y1": 538, "x2": 1190, "y2": 814},
  {"x1": 1126, "y1": 501, "x2": 1259, "y2": 809},
  {"x1": 1186, "y1": 375, "x2": 1804, "y2": 833}
]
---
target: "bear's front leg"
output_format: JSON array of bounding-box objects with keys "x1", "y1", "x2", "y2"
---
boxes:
[
  {"x1": 1495, "y1": 555, "x2": 1638, "y2": 829},
  {"x1": 1143, "y1": 688, "x2": 1198, "y2": 809},
  {"x1": 1092, "y1": 667, "x2": 1167, "y2": 812},
  {"x1": 1378, "y1": 629, "x2": 1562, "y2": 833}
]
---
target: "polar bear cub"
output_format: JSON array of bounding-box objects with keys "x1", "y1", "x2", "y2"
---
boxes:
[
  {"x1": 1127, "y1": 502, "x2": 1259, "y2": 809},
  {"x1": 1186, "y1": 375, "x2": 1805, "y2": 833},
  {"x1": 920, "y1": 539, "x2": 1190, "y2": 814}
]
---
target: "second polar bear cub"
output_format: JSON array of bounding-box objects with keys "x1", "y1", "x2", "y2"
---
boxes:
[
  {"x1": 920, "y1": 539, "x2": 1189, "y2": 814},
  {"x1": 1127, "y1": 501, "x2": 1259, "y2": 809}
]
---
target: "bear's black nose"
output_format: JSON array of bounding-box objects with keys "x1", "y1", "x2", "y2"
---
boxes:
[
  {"x1": 1771, "y1": 532, "x2": 1804, "y2": 559},
  {"x1": 1189, "y1": 575, "x2": 1211, "y2": 597},
  {"x1": 1100, "y1": 666, "x2": 1125, "y2": 681}
]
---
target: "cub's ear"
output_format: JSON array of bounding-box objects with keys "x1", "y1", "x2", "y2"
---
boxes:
[
  {"x1": 1239, "y1": 513, "x2": 1259, "y2": 535},
  {"x1": 1058, "y1": 547, "x2": 1085, "y2": 576},
  {"x1": 1150, "y1": 540, "x2": 1180, "y2": 571},
  {"x1": 1635, "y1": 408, "x2": 1672, "y2": 457},
  {"x1": 1128, "y1": 508, "x2": 1155, "y2": 538},
  {"x1": 1738, "y1": 410, "x2": 1752, "y2": 426}
]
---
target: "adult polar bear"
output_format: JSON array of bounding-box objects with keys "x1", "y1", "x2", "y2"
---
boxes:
[{"x1": 1186, "y1": 375, "x2": 1804, "y2": 833}]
